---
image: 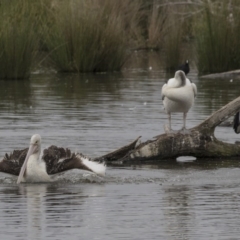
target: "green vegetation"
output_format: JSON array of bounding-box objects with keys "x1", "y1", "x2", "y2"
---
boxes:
[
  {"x1": 164, "y1": 17, "x2": 185, "y2": 71},
  {"x1": 0, "y1": 1, "x2": 38, "y2": 79},
  {"x1": 195, "y1": 0, "x2": 240, "y2": 74},
  {"x1": 1, "y1": 0, "x2": 240, "y2": 79},
  {"x1": 42, "y1": 1, "x2": 133, "y2": 72}
]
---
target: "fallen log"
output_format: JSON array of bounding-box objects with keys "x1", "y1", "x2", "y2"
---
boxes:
[
  {"x1": 200, "y1": 69, "x2": 240, "y2": 79},
  {"x1": 94, "y1": 136, "x2": 141, "y2": 163},
  {"x1": 96, "y1": 96, "x2": 240, "y2": 164}
]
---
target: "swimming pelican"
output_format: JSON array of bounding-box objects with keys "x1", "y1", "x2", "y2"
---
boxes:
[
  {"x1": 0, "y1": 134, "x2": 106, "y2": 183},
  {"x1": 161, "y1": 70, "x2": 197, "y2": 133},
  {"x1": 233, "y1": 111, "x2": 240, "y2": 134}
]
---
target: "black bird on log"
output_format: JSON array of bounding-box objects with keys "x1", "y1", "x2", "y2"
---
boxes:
[
  {"x1": 177, "y1": 60, "x2": 189, "y2": 75},
  {"x1": 233, "y1": 111, "x2": 240, "y2": 134}
]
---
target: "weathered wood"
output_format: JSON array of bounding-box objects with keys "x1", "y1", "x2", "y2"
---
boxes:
[
  {"x1": 98, "y1": 96, "x2": 240, "y2": 164},
  {"x1": 200, "y1": 70, "x2": 240, "y2": 79},
  {"x1": 94, "y1": 136, "x2": 141, "y2": 163},
  {"x1": 197, "y1": 96, "x2": 240, "y2": 130}
]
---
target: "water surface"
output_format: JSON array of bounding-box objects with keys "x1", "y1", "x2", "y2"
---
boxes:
[{"x1": 0, "y1": 52, "x2": 240, "y2": 239}]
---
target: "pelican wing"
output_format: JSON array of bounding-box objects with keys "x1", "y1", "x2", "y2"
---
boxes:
[
  {"x1": 0, "y1": 148, "x2": 28, "y2": 176},
  {"x1": 42, "y1": 145, "x2": 106, "y2": 176},
  {"x1": 191, "y1": 83, "x2": 197, "y2": 98},
  {"x1": 161, "y1": 83, "x2": 166, "y2": 100}
]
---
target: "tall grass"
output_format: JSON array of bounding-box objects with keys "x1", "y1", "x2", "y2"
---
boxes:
[
  {"x1": 147, "y1": 0, "x2": 168, "y2": 50},
  {"x1": 0, "y1": 1, "x2": 38, "y2": 79},
  {"x1": 4, "y1": 0, "x2": 240, "y2": 78},
  {"x1": 164, "y1": 17, "x2": 185, "y2": 71},
  {"x1": 195, "y1": 0, "x2": 240, "y2": 74},
  {"x1": 159, "y1": 1, "x2": 190, "y2": 71},
  {"x1": 42, "y1": 0, "x2": 143, "y2": 73}
]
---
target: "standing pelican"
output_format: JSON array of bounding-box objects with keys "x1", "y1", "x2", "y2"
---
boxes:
[
  {"x1": 0, "y1": 134, "x2": 106, "y2": 183},
  {"x1": 161, "y1": 70, "x2": 197, "y2": 133},
  {"x1": 233, "y1": 111, "x2": 240, "y2": 134}
]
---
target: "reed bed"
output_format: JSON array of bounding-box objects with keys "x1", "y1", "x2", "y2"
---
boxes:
[
  {"x1": 42, "y1": 0, "x2": 144, "y2": 72},
  {"x1": 164, "y1": 17, "x2": 185, "y2": 71},
  {"x1": 2, "y1": 0, "x2": 240, "y2": 79},
  {"x1": 195, "y1": 0, "x2": 240, "y2": 74},
  {"x1": 144, "y1": 0, "x2": 196, "y2": 71},
  {"x1": 147, "y1": 0, "x2": 168, "y2": 50},
  {"x1": 0, "y1": 1, "x2": 38, "y2": 79}
]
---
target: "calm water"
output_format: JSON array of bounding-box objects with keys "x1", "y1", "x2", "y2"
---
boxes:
[{"x1": 0, "y1": 52, "x2": 240, "y2": 239}]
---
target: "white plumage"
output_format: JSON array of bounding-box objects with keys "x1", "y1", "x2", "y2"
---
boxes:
[
  {"x1": 161, "y1": 70, "x2": 197, "y2": 133},
  {"x1": 16, "y1": 134, "x2": 106, "y2": 184},
  {"x1": 17, "y1": 134, "x2": 47, "y2": 183}
]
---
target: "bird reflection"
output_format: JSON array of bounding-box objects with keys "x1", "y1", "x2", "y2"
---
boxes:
[
  {"x1": 19, "y1": 184, "x2": 48, "y2": 239},
  {"x1": 162, "y1": 185, "x2": 195, "y2": 239}
]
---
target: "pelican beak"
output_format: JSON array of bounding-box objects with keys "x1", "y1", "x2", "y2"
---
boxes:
[{"x1": 17, "y1": 144, "x2": 37, "y2": 184}]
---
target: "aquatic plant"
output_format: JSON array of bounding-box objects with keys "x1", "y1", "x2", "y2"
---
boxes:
[
  {"x1": 0, "y1": 1, "x2": 38, "y2": 79},
  {"x1": 4, "y1": 0, "x2": 240, "y2": 77},
  {"x1": 164, "y1": 17, "x2": 185, "y2": 71},
  {"x1": 162, "y1": 2, "x2": 192, "y2": 71},
  {"x1": 42, "y1": 0, "x2": 144, "y2": 73},
  {"x1": 195, "y1": 0, "x2": 240, "y2": 74},
  {"x1": 147, "y1": 0, "x2": 168, "y2": 50}
]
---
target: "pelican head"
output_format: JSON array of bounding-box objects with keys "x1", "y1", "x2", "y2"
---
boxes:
[{"x1": 17, "y1": 134, "x2": 41, "y2": 184}]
